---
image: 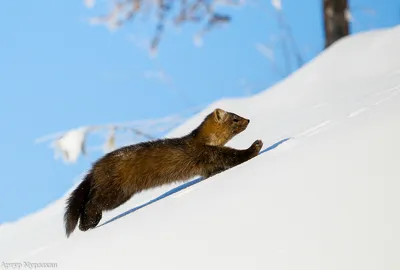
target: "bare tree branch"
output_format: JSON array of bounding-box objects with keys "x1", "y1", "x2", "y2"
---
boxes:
[
  {"x1": 85, "y1": 0, "x2": 243, "y2": 53},
  {"x1": 35, "y1": 106, "x2": 204, "y2": 163}
]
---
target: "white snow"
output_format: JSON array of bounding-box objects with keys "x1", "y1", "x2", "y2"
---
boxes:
[
  {"x1": 52, "y1": 127, "x2": 87, "y2": 163},
  {"x1": 1, "y1": 26, "x2": 400, "y2": 269},
  {"x1": 83, "y1": 0, "x2": 95, "y2": 9},
  {"x1": 271, "y1": 0, "x2": 282, "y2": 11}
]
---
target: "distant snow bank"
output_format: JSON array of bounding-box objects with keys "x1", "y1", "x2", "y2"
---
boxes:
[{"x1": 1, "y1": 26, "x2": 400, "y2": 270}]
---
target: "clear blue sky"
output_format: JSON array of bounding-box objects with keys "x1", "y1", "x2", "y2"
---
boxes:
[{"x1": 0, "y1": 0, "x2": 398, "y2": 223}]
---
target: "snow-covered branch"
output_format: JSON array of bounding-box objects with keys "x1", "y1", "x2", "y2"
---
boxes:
[
  {"x1": 84, "y1": 0, "x2": 244, "y2": 54},
  {"x1": 35, "y1": 111, "x2": 199, "y2": 164}
]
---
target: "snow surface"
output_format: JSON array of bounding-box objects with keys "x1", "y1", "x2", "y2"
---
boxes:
[{"x1": 1, "y1": 26, "x2": 400, "y2": 269}]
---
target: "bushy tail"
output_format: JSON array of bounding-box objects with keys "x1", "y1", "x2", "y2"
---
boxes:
[{"x1": 64, "y1": 173, "x2": 93, "y2": 237}]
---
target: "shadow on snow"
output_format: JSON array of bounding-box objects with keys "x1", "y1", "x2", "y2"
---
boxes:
[{"x1": 97, "y1": 137, "x2": 291, "y2": 228}]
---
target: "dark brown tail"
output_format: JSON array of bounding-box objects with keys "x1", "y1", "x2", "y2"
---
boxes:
[{"x1": 64, "y1": 173, "x2": 93, "y2": 237}]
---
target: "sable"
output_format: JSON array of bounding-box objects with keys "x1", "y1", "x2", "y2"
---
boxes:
[{"x1": 64, "y1": 108, "x2": 263, "y2": 237}]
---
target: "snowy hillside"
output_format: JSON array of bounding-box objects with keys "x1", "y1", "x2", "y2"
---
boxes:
[{"x1": 1, "y1": 26, "x2": 400, "y2": 269}]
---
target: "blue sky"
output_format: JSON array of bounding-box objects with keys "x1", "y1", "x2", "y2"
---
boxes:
[{"x1": 0, "y1": 0, "x2": 398, "y2": 223}]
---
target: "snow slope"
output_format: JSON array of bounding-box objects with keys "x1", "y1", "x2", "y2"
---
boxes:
[{"x1": 1, "y1": 26, "x2": 400, "y2": 269}]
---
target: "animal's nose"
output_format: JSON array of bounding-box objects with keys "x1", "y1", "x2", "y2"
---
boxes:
[{"x1": 247, "y1": 119, "x2": 250, "y2": 123}]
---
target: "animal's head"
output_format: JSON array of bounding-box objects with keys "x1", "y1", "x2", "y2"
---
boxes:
[{"x1": 199, "y1": 108, "x2": 250, "y2": 146}]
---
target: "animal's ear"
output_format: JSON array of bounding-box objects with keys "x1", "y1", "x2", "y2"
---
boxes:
[{"x1": 213, "y1": 108, "x2": 227, "y2": 123}]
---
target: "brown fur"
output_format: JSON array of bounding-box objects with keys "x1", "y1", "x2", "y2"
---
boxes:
[{"x1": 64, "y1": 108, "x2": 263, "y2": 237}]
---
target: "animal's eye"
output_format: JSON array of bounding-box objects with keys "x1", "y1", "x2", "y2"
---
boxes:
[{"x1": 233, "y1": 118, "x2": 239, "y2": 123}]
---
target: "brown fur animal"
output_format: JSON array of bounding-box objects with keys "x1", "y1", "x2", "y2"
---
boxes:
[{"x1": 64, "y1": 108, "x2": 263, "y2": 237}]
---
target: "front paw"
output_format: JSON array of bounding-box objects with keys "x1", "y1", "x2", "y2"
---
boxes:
[{"x1": 251, "y1": 140, "x2": 263, "y2": 153}]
